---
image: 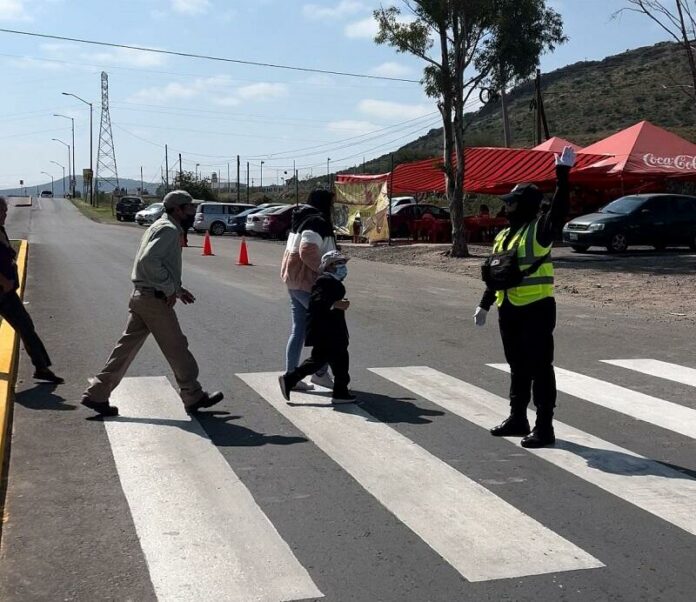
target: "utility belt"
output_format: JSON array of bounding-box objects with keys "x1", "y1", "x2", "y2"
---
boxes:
[{"x1": 134, "y1": 286, "x2": 167, "y2": 300}]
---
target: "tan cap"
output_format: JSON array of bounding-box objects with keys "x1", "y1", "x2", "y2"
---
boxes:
[{"x1": 163, "y1": 189, "x2": 193, "y2": 210}]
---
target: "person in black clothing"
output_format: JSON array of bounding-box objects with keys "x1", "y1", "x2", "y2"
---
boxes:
[
  {"x1": 473, "y1": 146, "x2": 576, "y2": 448},
  {"x1": 0, "y1": 197, "x2": 63, "y2": 384},
  {"x1": 278, "y1": 250, "x2": 354, "y2": 404}
]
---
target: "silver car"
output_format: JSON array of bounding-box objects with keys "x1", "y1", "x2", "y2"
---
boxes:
[
  {"x1": 193, "y1": 202, "x2": 256, "y2": 236},
  {"x1": 135, "y1": 202, "x2": 165, "y2": 226}
]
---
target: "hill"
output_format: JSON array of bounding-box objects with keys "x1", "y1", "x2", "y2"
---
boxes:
[
  {"x1": 343, "y1": 40, "x2": 696, "y2": 175},
  {"x1": 0, "y1": 177, "x2": 159, "y2": 197}
]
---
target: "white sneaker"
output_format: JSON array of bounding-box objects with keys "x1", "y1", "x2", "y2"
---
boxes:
[
  {"x1": 311, "y1": 373, "x2": 334, "y2": 389},
  {"x1": 292, "y1": 380, "x2": 315, "y2": 392}
]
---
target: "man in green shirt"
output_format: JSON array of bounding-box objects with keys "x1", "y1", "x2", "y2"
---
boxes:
[{"x1": 82, "y1": 190, "x2": 223, "y2": 416}]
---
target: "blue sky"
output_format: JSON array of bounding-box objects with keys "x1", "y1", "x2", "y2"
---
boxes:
[{"x1": 0, "y1": 0, "x2": 673, "y2": 189}]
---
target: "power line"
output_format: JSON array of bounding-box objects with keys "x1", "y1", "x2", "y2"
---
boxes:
[{"x1": 0, "y1": 28, "x2": 422, "y2": 83}]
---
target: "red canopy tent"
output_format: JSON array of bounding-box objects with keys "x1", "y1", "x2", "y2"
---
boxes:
[
  {"x1": 532, "y1": 137, "x2": 581, "y2": 153},
  {"x1": 388, "y1": 147, "x2": 605, "y2": 195},
  {"x1": 575, "y1": 120, "x2": 696, "y2": 188}
]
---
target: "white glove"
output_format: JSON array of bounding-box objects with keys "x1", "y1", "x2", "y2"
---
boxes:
[
  {"x1": 473, "y1": 306, "x2": 487, "y2": 327},
  {"x1": 555, "y1": 145, "x2": 576, "y2": 168}
]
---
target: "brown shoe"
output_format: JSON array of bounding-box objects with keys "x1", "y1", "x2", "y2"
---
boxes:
[
  {"x1": 34, "y1": 368, "x2": 64, "y2": 384},
  {"x1": 81, "y1": 396, "x2": 119, "y2": 417},
  {"x1": 186, "y1": 391, "x2": 224, "y2": 415}
]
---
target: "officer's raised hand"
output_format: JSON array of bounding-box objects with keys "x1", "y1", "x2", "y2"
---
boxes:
[
  {"x1": 555, "y1": 145, "x2": 576, "y2": 168},
  {"x1": 473, "y1": 306, "x2": 487, "y2": 327}
]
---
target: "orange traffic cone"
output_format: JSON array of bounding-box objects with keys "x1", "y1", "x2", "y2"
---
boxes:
[
  {"x1": 202, "y1": 231, "x2": 214, "y2": 256},
  {"x1": 237, "y1": 237, "x2": 251, "y2": 266}
]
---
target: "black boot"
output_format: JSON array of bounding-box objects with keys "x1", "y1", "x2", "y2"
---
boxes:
[
  {"x1": 521, "y1": 411, "x2": 556, "y2": 448},
  {"x1": 490, "y1": 414, "x2": 531, "y2": 437}
]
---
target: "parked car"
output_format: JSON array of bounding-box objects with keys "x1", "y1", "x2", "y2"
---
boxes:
[
  {"x1": 562, "y1": 193, "x2": 696, "y2": 253},
  {"x1": 135, "y1": 202, "x2": 165, "y2": 226},
  {"x1": 388, "y1": 203, "x2": 450, "y2": 238},
  {"x1": 193, "y1": 202, "x2": 255, "y2": 236},
  {"x1": 229, "y1": 204, "x2": 282, "y2": 235},
  {"x1": 115, "y1": 196, "x2": 145, "y2": 222},
  {"x1": 390, "y1": 196, "x2": 416, "y2": 209},
  {"x1": 262, "y1": 204, "x2": 304, "y2": 239},
  {"x1": 39, "y1": 190, "x2": 53, "y2": 198},
  {"x1": 246, "y1": 205, "x2": 289, "y2": 236}
]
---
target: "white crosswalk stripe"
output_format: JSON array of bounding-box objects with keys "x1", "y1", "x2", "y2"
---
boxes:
[
  {"x1": 107, "y1": 377, "x2": 323, "y2": 602},
  {"x1": 238, "y1": 371, "x2": 603, "y2": 582},
  {"x1": 602, "y1": 358, "x2": 696, "y2": 388},
  {"x1": 488, "y1": 363, "x2": 696, "y2": 440},
  {"x1": 371, "y1": 366, "x2": 696, "y2": 538}
]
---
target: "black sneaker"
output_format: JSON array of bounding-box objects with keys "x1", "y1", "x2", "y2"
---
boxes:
[
  {"x1": 331, "y1": 391, "x2": 357, "y2": 404},
  {"x1": 490, "y1": 415, "x2": 531, "y2": 437},
  {"x1": 34, "y1": 368, "x2": 64, "y2": 384},
  {"x1": 278, "y1": 374, "x2": 291, "y2": 401},
  {"x1": 186, "y1": 391, "x2": 224, "y2": 415},
  {"x1": 81, "y1": 396, "x2": 119, "y2": 417},
  {"x1": 521, "y1": 427, "x2": 556, "y2": 448}
]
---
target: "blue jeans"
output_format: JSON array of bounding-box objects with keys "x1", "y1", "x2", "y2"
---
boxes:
[{"x1": 285, "y1": 289, "x2": 327, "y2": 375}]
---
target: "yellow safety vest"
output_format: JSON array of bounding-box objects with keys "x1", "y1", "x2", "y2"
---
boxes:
[{"x1": 492, "y1": 220, "x2": 554, "y2": 307}]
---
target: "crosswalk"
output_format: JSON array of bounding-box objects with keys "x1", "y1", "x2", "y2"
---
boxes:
[{"x1": 105, "y1": 358, "x2": 696, "y2": 600}]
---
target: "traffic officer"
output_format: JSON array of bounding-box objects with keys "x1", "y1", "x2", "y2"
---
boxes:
[
  {"x1": 82, "y1": 190, "x2": 223, "y2": 416},
  {"x1": 473, "y1": 146, "x2": 576, "y2": 448}
]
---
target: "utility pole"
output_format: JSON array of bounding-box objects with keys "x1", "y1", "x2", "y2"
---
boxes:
[
  {"x1": 260, "y1": 160, "x2": 264, "y2": 192},
  {"x1": 236, "y1": 155, "x2": 240, "y2": 202},
  {"x1": 327, "y1": 157, "x2": 331, "y2": 189},
  {"x1": 140, "y1": 166, "x2": 144, "y2": 196},
  {"x1": 246, "y1": 161, "x2": 250, "y2": 202},
  {"x1": 179, "y1": 154, "x2": 183, "y2": 184},
  {"x1": 227, "y1": 162, "x2": 230, "y2": 194},
  {"x1": 61, "y1": 92, "x2": 93, "y2": 203},
  {"x1": 165, "y1": 144, "x2": 169, "y2": 192}
]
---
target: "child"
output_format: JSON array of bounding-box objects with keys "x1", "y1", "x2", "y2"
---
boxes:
[{"x1": 279, "y1": 250, "x2": 355, "y2": 404}]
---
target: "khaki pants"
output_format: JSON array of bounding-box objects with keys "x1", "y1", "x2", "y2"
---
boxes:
[{"x1": 85, "y1": 290, "x2": 204, "y2": 408}]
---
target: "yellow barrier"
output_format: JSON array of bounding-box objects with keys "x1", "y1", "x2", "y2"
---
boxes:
[{"x1": 0, "y1": 240, "x2": 27, "y2": 476}]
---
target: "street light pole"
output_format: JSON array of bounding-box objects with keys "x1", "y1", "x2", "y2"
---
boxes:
[
  {"x1": 41, "y1": 171, "x2": 54, "y2": 195},
  {"x1": 50, "y1": 160, "x2": 65, "y2": 196},
  {"x1": 52, "y1": 138, "x2": 71, "y2": 196},
  {"x1": 54, "y1": 114, "x2": 75, "y2": 197},
  {"x1": 62, "y1": 92, "x2": 93, "y2": 205}
]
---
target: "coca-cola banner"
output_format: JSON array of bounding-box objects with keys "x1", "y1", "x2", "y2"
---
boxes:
[{"x1": 643, "y1": 154, "x2": 696, "y2": 171}]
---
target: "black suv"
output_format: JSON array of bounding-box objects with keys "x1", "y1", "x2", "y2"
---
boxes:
[
  {"x1": 115, "y1": 196, "x2": 145, "y2": 222},
  {"x1": 562, "y1": 193, "x2": 696, "y2": 253}
]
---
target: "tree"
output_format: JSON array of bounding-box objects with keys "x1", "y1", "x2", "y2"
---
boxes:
[
  {"x1": 172, "y1": 171, "x2": 216, "y2": 201},
  {"x1": 619, "y1": 1, "x2": 696, "y2": 102},
  {"x1": 375, "y1": 1, "x2": 565, "y2": 256}
]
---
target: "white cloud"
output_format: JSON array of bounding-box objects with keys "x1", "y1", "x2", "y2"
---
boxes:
[
  {"x1": 303, "y1": 1, "x2": 364, "y2": 20},
  {"x1": 327, "y1": 120, "x2": 378, "y2": 136},
  {"x1": 358, "y1": 99, "x2": 432, "y2": 120},
  {"x1": 90, "y1": 47, "x2": 167, "y2": 68},
  {"x1": 370, "y1": 62, "x2": 412, "y2": 78},
  {"x1": 236, "y1": 82, "x2": 288, "y2": 101},
  {"x1": 129, "y1": 81, "x2": 200, "y2": 104},
  {"x1": 171, "y1": 0, "x2": 211, "y2": 15},
  {"x1": 0, "y1": 0, "x2": 30, "y2": 21},
  {"x1": 344, "y1": 15, "x2": 378, "y2": 38}
]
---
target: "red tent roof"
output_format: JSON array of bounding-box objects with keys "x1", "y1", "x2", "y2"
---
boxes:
[
  {"x1": 389, "y1": 147, "x2": 605, "y2": 195},
  {"x1": 532, "y1": 137, "x2": 581, "y2": 153},
  {"x1": 578, "y1": 120, "x2": 696, "y2": 178}
]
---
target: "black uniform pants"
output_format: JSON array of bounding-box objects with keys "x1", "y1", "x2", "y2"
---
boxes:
[
  {"x1": 288, "y1": 344, "x2": 350, "y2": 394},
  {"x1": 498, "y1": 297, "x2": 556, "y2": 421},
  {"x1": 0, "y1": 290, "x2": 51, "y2": 370}
]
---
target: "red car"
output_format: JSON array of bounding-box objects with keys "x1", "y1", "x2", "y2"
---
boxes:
[{"x1": 262, "y1": 204, "x2": 305, "y2": 239}]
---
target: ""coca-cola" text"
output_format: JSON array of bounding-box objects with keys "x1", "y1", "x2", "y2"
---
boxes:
[{"x1": 643, "y1": 153, "x2": 696, "y2": 170}]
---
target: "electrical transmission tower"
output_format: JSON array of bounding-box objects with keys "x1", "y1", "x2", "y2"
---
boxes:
[{"x1": 95, "y1": 71, "x2": 119, "y2": 195}]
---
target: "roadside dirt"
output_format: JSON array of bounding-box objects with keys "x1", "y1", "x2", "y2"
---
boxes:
[{"x1": 344, "y1": 242, "x2": 696, "y2": 322}]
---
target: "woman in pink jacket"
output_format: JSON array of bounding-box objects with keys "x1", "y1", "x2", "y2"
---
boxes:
[{"x1": 280, "y1": 190, "x2": 336, "y2": 390}]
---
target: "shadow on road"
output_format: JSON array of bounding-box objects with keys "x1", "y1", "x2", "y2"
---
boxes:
[
  {"x1": 14, "y1": 384, "x2": 76, "y2": 411},
  {"x1": 558, "y1": 440, "x2": 696, "y2": 480},
  {"x1": 554, "y1": 247, "x2": 696, "y2": 276}
]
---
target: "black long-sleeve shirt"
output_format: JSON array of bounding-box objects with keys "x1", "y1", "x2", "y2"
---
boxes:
[{"x1": 478, "y1": 165, "x2": 570, "y2": 310}]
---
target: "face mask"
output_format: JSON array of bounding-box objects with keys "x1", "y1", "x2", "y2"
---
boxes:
[{"x1": 333, "y1": 264, "x2": 348, "y2": 281}]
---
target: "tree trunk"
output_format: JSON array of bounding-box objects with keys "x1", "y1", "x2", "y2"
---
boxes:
[{"x1": 675, "y1": 0, "x2": 696, "y2": 104}]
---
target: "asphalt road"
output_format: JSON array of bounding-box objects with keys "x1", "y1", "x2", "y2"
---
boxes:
[{"x1": 0, "y1": 197, "x2": 694, "y2": 601}]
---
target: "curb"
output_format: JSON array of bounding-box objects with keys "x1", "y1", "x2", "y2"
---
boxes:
[
  {"x1": 13, "y1": 197, "x2": 33, "y2": 208},
  {"x1": 0, "y1": 240, "x2": 27, "y2": 491}
]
